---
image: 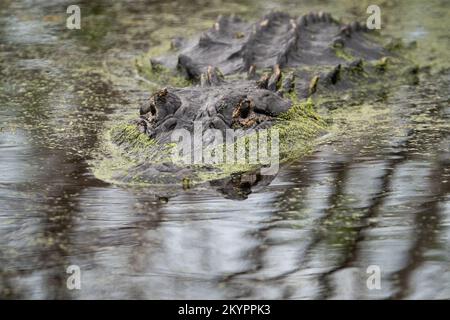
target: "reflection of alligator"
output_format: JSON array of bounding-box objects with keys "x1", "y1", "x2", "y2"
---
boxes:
[{"x1": 98, "y1": 11, "x2": 417, "y2": 196}]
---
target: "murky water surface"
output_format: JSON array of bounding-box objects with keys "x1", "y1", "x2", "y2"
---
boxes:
[{"x1": 0, "y1": 0, "x2": 449, "y2": 299}]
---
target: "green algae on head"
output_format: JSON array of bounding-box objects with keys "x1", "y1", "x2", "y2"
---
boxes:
[{"x1": 92, "y1": 97, "x2": 327, "y2": 187}]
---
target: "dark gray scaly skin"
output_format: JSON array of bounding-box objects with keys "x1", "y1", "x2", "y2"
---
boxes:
[
  {"x1": 139, "y1": 11, "x2": 404, "y2": 143},
  {"x1": 112, "y1": 11, "x2": 416, "y2": 197},
  {"x1": 153, "y1": 11, "x2": 385, "y2": 78}
]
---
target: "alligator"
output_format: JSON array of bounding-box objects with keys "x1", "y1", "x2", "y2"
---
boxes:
[{"x1": 94, "y1": 11, "x2": 418, "y2": 197}]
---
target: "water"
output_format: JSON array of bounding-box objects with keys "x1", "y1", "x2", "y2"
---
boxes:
[{"x1": 0, "y1": 0, "x2": 449, "y2": 299}]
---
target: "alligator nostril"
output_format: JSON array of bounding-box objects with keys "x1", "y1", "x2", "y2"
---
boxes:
[
  {"x1": 232, "y1": 99, "x2": 252, "y2": 120},
  {"x1": 150, "y1": 104, "x2": 157, "y2": 116},
  {"x1": 240, "y1": 102, "x2": 250, "y2": 118}
]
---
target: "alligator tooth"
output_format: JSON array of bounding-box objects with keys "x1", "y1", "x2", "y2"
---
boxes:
[{"x1": 308, "y1": 75, "x2": 320, "y2": 96}]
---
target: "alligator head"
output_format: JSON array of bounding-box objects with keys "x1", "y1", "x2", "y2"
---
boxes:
[{"x1": 98, "y1": 11, "x2": 416, "y2": 196}]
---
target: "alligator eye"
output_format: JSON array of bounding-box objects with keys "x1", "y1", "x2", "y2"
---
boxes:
[
  {"x1": 167, "y1": 121, "x2": 177, "y2": 130},
  {"x1": 140, "y1": 102, "x2": 156, "y2": 116}
]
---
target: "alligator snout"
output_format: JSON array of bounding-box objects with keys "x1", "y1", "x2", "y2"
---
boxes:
[{"x1": 138, "y1": 83, "x2": 292, "y2": 141}]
